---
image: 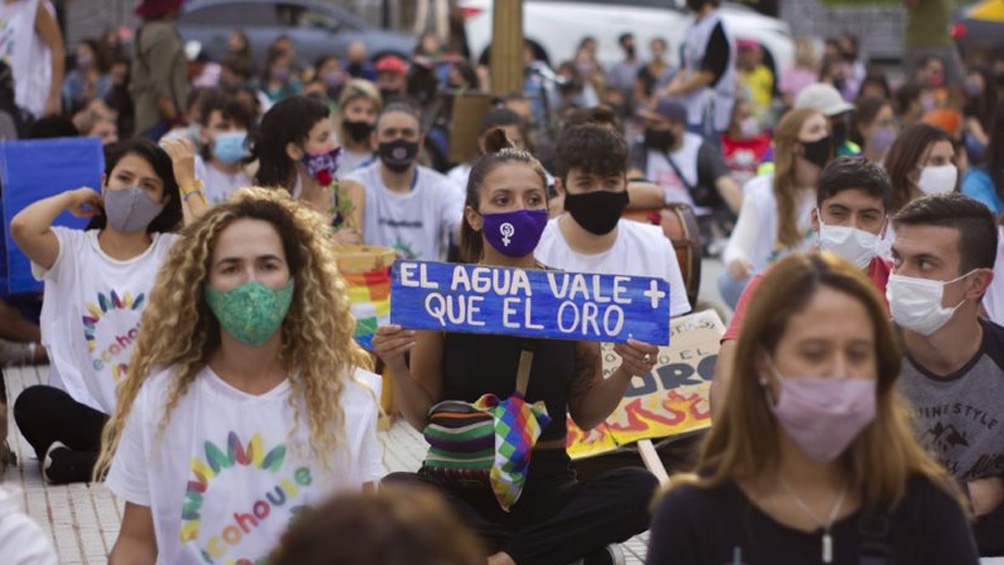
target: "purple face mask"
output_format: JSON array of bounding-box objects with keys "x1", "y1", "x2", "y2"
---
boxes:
[
  {"x1": 764, "y1": 360, "x2": 877, "y2": 463},
  {"x1": 481, "y1": 209, "x2": 548, "y2": 258}
]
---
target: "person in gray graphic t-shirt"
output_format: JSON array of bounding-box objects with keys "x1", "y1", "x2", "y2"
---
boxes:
[{"x1": 889, "y1": 192, "x2": 1004, "y2": 556}]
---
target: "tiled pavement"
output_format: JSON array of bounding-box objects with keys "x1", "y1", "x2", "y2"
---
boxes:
[{"x1": 3, "y1": 364, "x2": 650, "y2": 564}]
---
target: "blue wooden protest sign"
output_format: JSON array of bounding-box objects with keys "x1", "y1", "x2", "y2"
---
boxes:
[
  {"x1": 1, "y1": 137, "x2": 102, "y2": 294},
  {"x1": 390, "y1": 260, "x2": 671, "y2": 345}
]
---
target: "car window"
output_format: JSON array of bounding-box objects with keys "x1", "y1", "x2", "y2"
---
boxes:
[
  {"x1": 276, "y1": 3, "x2": 342, "y2": 30},
  {"x1": 182, "y1": 3, "x2": 278, "y2": 26}
]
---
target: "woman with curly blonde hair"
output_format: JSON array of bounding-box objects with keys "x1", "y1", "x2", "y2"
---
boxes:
[{"x1": 96, "y1": 187, "x2": 382, "y2": 565}]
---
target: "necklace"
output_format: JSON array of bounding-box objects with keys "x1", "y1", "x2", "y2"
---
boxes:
[{"x1": 778, "y1": 478, "x2": 848, "y2": 564}]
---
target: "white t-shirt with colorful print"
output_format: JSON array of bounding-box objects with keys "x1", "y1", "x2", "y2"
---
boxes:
[
  {"x1": 105, "y1": 365, "x2": 384, "y2": 565},
  {"x1": 33, "y1": 227, "x2": 180, "y2": 414}
]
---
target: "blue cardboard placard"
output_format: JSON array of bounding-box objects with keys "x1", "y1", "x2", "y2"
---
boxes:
[
  {"x1": 390, "y1": 260, "x2": 671, "y2": 345},
  {"x1": 1, "y1": 137, "x2": 103, "y2": 294}
]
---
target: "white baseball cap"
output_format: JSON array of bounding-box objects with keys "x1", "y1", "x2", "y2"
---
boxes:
[{"x1": 794, "y1": 83, "x2": 855, "y2": 117}]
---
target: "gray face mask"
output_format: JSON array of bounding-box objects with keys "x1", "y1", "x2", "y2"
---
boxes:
[{"x1": 102, "y1": 186, "x2": 165, "y2": 233}]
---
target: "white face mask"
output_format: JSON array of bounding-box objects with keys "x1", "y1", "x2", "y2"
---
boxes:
[
  {"x1": 917, "y1": 164, "x2": 958, "y2": 195},
  {"x1": 817, "y1": 216, "x2": 882, "y2": 269},
  {"x1": 886, "y1": 271, "x2": 973, "y2": 336}
]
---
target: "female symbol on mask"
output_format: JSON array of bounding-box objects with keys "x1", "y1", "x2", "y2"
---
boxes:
[{"x1": 500, "y1": 223, "x2": 515, "y2": 247}]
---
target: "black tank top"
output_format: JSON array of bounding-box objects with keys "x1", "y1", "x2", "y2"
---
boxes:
[{"x1": 441, "y1": 333, "x2": 577, "y2": 442}]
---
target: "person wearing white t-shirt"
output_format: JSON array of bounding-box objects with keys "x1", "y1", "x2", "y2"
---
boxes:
[
  {"x1": 536, "y1": 124, "x2": 692, "y2": 317},
  {"x1": 194, "y1": 91, "x2": 254, "y2": 205},
  {"x1": 9, "y1": 138, "x2": 208, "y2": 484},
  {"x1": 719, "y1": 108, "x2": 832, "y2": 308},
  {"x1": 96, "y1": 188, "x2": 383, "y2": 564},
  {"x1": 343, "y1": 102, "x2": 463, "y2": 261}
]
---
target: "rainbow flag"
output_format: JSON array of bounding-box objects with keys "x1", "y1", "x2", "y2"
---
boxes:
[{"x1": 343, "y1": 269, "x2": 391, "y2": 351}]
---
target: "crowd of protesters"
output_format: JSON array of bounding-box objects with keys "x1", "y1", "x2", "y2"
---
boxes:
[{"x1": 1, "y1": 0, "x2": 1004, "y2": 562}]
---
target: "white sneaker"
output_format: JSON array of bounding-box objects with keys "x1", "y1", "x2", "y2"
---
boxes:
[{"x1": 569, "y1": 544, "x2": 626, "y2": 565}]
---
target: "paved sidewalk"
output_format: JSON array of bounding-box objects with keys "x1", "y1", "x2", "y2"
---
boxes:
[{"x1": 3, "y1": 364, "x2": 650, "y2": 564}]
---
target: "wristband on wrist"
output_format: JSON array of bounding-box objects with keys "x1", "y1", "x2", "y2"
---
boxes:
[{"x1": 181, "y1": 180, "x2": 205, "y2": 202}]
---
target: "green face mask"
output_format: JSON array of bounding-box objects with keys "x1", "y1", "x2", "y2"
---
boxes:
[{"x1": 205, "y1": 280, "x2": 295, "y2": 347}]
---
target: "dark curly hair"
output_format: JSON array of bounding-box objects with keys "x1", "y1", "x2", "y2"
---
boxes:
[{"x1": 553, "y1": 123, "x2": 628, "y2": 183}]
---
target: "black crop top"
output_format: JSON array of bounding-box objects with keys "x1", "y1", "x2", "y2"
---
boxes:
[{"x1": 441, "y1": 332, "x2": 578, "y2": 442}]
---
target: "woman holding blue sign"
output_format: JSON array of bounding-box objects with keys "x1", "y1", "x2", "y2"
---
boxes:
[
  {"x1": 375, "y1": 130, "x2": 660, "y2": 565},
  {"x1": 9, "y1": 138, "x2": 207, "y2": 484}
]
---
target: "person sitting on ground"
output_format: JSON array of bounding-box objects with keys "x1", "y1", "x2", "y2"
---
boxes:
[
  {"x1": 374, "y1": 130, "x2": 659, "y2": 565},
  {"x1": 711, "y1": 156, "x2": 894, "y2": 416},
  {"x1": 9, "y1": 138, "x2": 207, "y2": 484},
  {"x1": 758, "y1": 83, "x2": 859, "y2": 177},
  {"x1": 630, "y1": 98, "x2": 742, "y2": 254},
  {"x1": 884, "y1": 122, "x2": 958, "y2": 211},
  {"x1": 536, "y1": 123, "x2": 692, "y2": 318},
  {"x1": 888, "y1": 193, "x2": 1004, "y2": 556},
  {"x1": 337, "y1": 79, "x2": 383, "y2": 175},
  {"x1": 249, "y1": 95, "x2": 358, "y2": 244},
  {"x1": 719, "y1": 108, "x2": 833, "y2": 308},
  {"x1": 850, "y1": 95, "x2": 898, "y2": 165},
  {"x1": 341, "y1": 102, "x2": 462, "y2": 261},
  {"x1": 270, "y1": 486, "x2": 484, "y2": 565},
  {"x1": 72, "y1": 103, "x2": 119, "y2": 146},
  {"x1": 648, "y1": 252, "x2": 979, "y2": 564},
  {"x1": 194, "y1": 90, "x2": 254, "y2": 205},
  {"x1": 97, "y1": 188, "x2": 383, "y2": 563}
]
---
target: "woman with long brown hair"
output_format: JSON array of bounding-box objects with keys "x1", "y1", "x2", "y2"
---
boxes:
[
  {"x1": 648, "y1": 252, "x2": 978, "y2": 564},
  {"x1": 719, "y1": 108, "x2": 832, "y2": 308},
  {"x1": 373, "y1": 130, "x2": 659, "y2": 565}
]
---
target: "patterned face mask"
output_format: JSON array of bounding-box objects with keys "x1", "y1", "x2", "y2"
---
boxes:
[{"x1": 205, "y1": 280, "x2": 295, "y2": 346}]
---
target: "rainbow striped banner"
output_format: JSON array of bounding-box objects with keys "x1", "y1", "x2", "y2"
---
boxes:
[{"x1": 344, "y1": 269, "x2": 392, "y2": 351}]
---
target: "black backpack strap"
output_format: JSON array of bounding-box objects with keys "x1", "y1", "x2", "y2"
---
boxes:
[{"x1": 859, "y1": 513, "x2": 895, "y2": 565}]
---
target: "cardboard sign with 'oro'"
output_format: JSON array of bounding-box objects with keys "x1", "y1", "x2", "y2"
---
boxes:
[
  {"x1": 566, "y1": 309, "x2": 723, "y2": 459},
  {"x1": 390, "y1": 260, "x2": 672, "y2": 345}
]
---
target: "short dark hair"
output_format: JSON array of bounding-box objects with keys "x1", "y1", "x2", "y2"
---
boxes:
[
  {"x1": 199, "y1": 90, "x2": 255, "y2": 130},
  {"x1": 892, "y1": 193, "x2": 998, "y2": 273},
  {"x1": 554, "y1": 124, "x2": 628, "y2": 183},
  {"x1": 816, "y1": 157, "x2": 892, "y2": 212}
]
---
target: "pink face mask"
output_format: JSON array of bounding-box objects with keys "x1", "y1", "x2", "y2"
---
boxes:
[{"x1": 763, "y1": 358, "x2": 877, "y2": 463}]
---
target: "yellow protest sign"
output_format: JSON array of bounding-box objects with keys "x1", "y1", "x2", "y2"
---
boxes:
[{"x1": 566, "y1": 309, "x2": 723, "y2": 459}]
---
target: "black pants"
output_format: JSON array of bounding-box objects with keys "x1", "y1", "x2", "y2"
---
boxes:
[
  {"x1": 384, "y1": 450, "x2": 658, "y2": 565},
  {"x1": 13, "y1": 385, "x2": 108, "y2": 482},
  {"x1": 976, "y1": 501, "x2": 1004, "y2": 556}
]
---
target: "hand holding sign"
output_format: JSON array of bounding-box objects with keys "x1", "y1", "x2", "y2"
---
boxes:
[
  {"x1": 614, "y1": 339, "x2": 660, "y2": 377},
  {"x1": 372, "y1": 324, "x2": 416, "y2": 372}
]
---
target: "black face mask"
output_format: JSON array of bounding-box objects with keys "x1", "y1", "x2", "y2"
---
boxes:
[
  {"x1": 831, "y1": 119, "x2": 849, "y2": 146},
  {"x1": 564, "y1": 190, "x2": 629, "y2": 235},
  {"x1": 800, "y1": 136, "x2": 833, "y2": 170},
  {"x1": 685, "y1": 0, "x2": 706, "y2": 11},
  {"x1": 378, "y1": 139, "x2": 419, "y2": 173},
  {"x1": 347, "y1": 62, "x2": 364, "y2": 77},
  {"x1": 644, "y1": 129, "x2": 676, "y2": 151},
  {"x1": 343, "y1": 119, "x2": 375, "y2": 143},
  {"x1": 625, "y1": 45, "x2": 636, "y2": 59}
]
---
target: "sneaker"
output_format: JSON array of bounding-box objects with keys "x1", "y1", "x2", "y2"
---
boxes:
[
  {"x1": 0, "y1": 339, "x2": 35, "y2": 367},
  {"x1": 571, "y1": 544, "x2": 626, "y2": 565},
  {"x1": 42, "y1": 441, "x2": 74, "y2": 484}
]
